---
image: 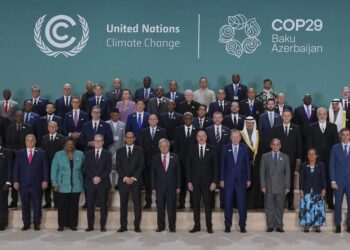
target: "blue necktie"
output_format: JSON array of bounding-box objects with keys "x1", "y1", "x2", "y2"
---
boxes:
[
  {"x1": 137, "y1": 114, "x2": 142, "y2": 129},
  {"x1": 151, "y1": 128, "x2": 155, "y2": 140}
]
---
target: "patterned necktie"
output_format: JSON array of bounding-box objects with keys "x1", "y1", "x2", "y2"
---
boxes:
[
  {"x1": 216, "y1": 126, "x2": 221, "y2": 142},
  {"x1": 162, "y1": 155, "x2": 167, "y2": 171}
]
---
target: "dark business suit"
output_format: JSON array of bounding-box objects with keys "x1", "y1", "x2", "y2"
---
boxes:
[
  {"x1": 258, "y1": 112, "x2": 283, "y2": 153},
  {"x1": 224, "y1": 83, "x2": 248, "y2": 102},
  {"x1": 176, "y1": 100, "x2": 200, "y2": 117},
  {"x1": 271, "y1": 123, "x2": 302, "y2": 208},
  {"x1": 5, "y1": 123, "x2": 33, "y2": 206},
  {"x1": 221, "y1": 143, "x2": 252, "y2": 229},
  {"x1": 87, "y1": 96, "x2": 111, "y2": 121},
  {"x1": 329, "y1": 143, "x2": 350, "y2": 227},
  {"x1": 164, "y1": 92, "x2": 184, "y2": 104},
  {"x1": 193, "y1": 117, "x2": 213, "y2": 130},
  {"x1": 293, "y1": 105, "x2": 318, "y2": 160},
  {"x1": 23, "y1": 112, "x2": 39, "y2": 135},
  {"x1": 25, "y1": 97, "x2": 48, "y2": 117},
  {"x1": 134, "y1": 88, "x2": 155, "y2": 102},
  {"x1": 62, "y1": 110, "x2": 89, "y2": 135},
  {"x1": 208, "y1": 100, "x2": 231, "y2": 117},
  {"x1": 239, "y1": 99, "x2": 264, "y2": 122},
  {"x1": 36, "y1": 115, "x2": 62, "y2": 145},
  {"x1": 54, "y1": 96, "x2": 72, "y2": 118},
  {"x1": 40, "y1": 133, "x2": 65, "y2": 207},
  {"x1": 0, "y1": 147, "x2": 12, "y2": 227},
  {"x1": 80, "y1": 91, "x2": 95, "y2": 113},
  {"x1": 79, "y1": 120, "x2": 113, "y2": 152},
  {"x1": 84, "y1": 149, "x2": 112, "y2": 229},
  {"x1": 106, "y1": 89, "x2": 123, "y2": 110},
  {"x1": 174, "y1": 125, "x2": 198, "y2": 207},
  {"x1": 158, "y1": 112, "x2": 183, "y2": 147},
  {"x1": 223, "y1": 114, "x2": 246, "y2": 130},
  {"x1": 187, "y1": 144, "x2": 218, "y2": 230},
  {"x1": 146, "y1": 97, "x2": 170, "y2": 116},
  {"x1": 140, "y1": 127, "x2": 167, "y2": 206},
  {"x1": 0, "y1": 116, "x2": 10, "y2": 144},
  {"x1": 115, "y1": 145, "x2": 145, "y2": 229},
  {"x1": 125, "y1": 112, "x2": 150, "y2": 145},
  {"x1": 151, "y1": 153, "x2": 181, "y2": 230},
  {"x1": 299, "y1": 162, "x2": 327, "y2": 195},
  {"x1": 13, "y1": 148, "x2": 49, "y2": 226},
  {"x1": 307, "y1": 122, "x2": 339, "y2": 208}
]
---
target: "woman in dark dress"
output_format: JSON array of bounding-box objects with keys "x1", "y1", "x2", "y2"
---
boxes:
[{"x1": 299, "y1": 148, "x2": 327, "y2": 232}]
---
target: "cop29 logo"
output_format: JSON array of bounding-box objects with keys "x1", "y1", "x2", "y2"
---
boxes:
[
  {"x1": 34, "y1": 14, "x2": 89, "y2": 58},
  {"x1": 218, "y1": 14, "x2": 261, "y2": 58}
]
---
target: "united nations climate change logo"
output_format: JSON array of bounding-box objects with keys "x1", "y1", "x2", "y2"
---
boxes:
[
  {"x1": 34, "y1": 14, "x2": 89, "y2": 58},
  {"x1": 218, "y1": 14, "x2": 261, "y2": 58}
]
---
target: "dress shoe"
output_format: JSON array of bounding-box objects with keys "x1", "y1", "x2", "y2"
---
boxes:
[
  {"x1": 288, "y1": 206, "x2": 295, "y2": 211},
  {"x1": 266, "y1": 228, "x2": 274, "y2": 232},
  {"x1": 0, "y1": 225, "x2": 7, "y2": 231},
  {"x1": 70, "y1": 227, "x2": 78, "y2": 231},
  {"x1": 276, "y1": 228, "x2": 284, "y2": 233},
  {"x1": 143, "y1": 204, "x2": 151, "y2": 209},
  {"x1": 240, "y1": 228, "x2": 247, "y2": 233},
  {"x1": 117, "y1": 227, "x2": 127, "y2": 232},
  {"x1": 100, "y1": 227, "x2": 107, "y2": 232},
  {"x1": 314, "y1": 227, "x2": 321, "y2": 233},
  {"x1": 21, "y1": 224, "x2": 30, "y2": 231},
  {"x1": 85, "y1": 227, "x2": 94, "y2": 232},
  {"x1": 43, "y1": 204, "x2": 52, "y2": 209},
  {"x1": 134, "y1": 227, "x2": 142, "y2": 233},
  {"x1": 8, "y1": 203, "x2": 17, "y2": 209},
  {"x1": 224, "y1": 227, "x2": 231, "y2": 233},
  {"x1": 169, "y1": 228, "x2": 176, "y2": 233},
  {"x1": 335, "y1": 225, "x2": 341, "y2": 233},
  {"x1": 207, "y1": 228, "x2": 213, "y2": 234},
  {"x1": 34, "y1": 225, "x2": 41, "y2": 231},
  {"x1": 57, "y1": 227, "x2": 64, "y2": 231},
  {"x1": 155, "y1": 228, "x2": 164, "y2": 232},
  {"x1": 347, "y1": 227, "x2": 350, "y2": 233},
  {"x1": 189, "y1": 227, "x2": 200, "y2": 233},
  {"x1": 303, "y1": 227, "x2": 309, "y2": 233},
  {"x1": 177, "y1": 204, "x2": 185, "y2": 209}
]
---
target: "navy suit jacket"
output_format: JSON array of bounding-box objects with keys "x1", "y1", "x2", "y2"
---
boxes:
[
  {"x1": 208, "y1": 100, "x2": 231, "y2": 117},
  {"x1": 164, "y1": 92, "x2": 185, "y2": 104},
  {"x1": 62, "y1": 110, "x2": 89, "y2": 135},
  {"x1": 224, "y1": 83, "x2": 248, "y2": 102},
  {"x1": 125, "y1": 112, "x2": 151, "y2": 144},
  {"x1": 83, "y1": 149, "x2": 112, "y2": 189},
  {"x1": 25, "y1": 97, "x2": 48, "y2": 117},
  {"x1": 329, "y1": 143, "x2": 350, "y2": 186},
  {"x1": 13, "y1": 148, "x2": 49, "y2": 189},
  {"x1": 223, "y1": 114, "x2": 246, "y2": 130},
  {"x1": 258, "y1": 112, "x2": 283, "y2": 151},
  {"x1": 54, "y1": 96, "x2": 72, "y2": 118},
  {"x1": 205, "y1": 125, "x2": 231, "y2": 147},
  {"x1": 193, "y1": 117, "x2": 213, "y2": 129},
  {"x1": 79, "y1": 120, "x2": 113, "y2": 151},
  {"x1": 23, "y1": 112, "x2": 40, "y2": 133},
  {"x1": 86, "y1": 96, "x2": 111, "y2": 121},
  {"x1": 134, "y1": 88, "x2": 155, "y2": 101},
  {"x1": 220, "y1": 143, "x2": 252, "y2": 184}
]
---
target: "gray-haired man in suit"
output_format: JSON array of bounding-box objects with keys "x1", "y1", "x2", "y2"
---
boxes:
[
  {"x1": 106, "y1": 108, "x2": 125, "y2": 187},
  {"x1": 260, "y1": 138, "x2": 290, "y2": 233}
]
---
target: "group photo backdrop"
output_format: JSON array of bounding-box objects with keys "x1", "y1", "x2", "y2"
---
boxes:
[{"x1": 0, "y1": 0, "x2": 349, "y2": 107}]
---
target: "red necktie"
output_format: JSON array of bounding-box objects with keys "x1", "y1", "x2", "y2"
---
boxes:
[
  {"x1": 28, "y1": 150, "x2": 33, "y2": 164},
  {"x1": 162, "y1": 155, "x2": 167, "y2": 171},
  {"x1": 4, "y1": 101, "x2": 8, "y2": 113}
]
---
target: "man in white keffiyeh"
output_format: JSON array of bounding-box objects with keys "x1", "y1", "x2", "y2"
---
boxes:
[{"x1": 329, "y1": 98, "x2": 347, "y2": 132}]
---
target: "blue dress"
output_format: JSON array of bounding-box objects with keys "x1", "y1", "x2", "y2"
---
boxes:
[{"x1": 299, "y1": 167, "x2": 326, "y2": 227}]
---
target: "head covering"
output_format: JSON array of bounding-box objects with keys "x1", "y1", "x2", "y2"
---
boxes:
[
  {"x1": 241, "y1": 116, "x2": 259, "y2": 161},
  {"x1": 329, "y1": 98, "x2": 346, "y2": 132}
]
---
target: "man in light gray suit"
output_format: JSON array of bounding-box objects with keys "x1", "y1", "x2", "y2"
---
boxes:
[
  {"x1": 260, "y1": 138, "x2": 290, "y2": 233},
  {"x1": 146, "y1": 86, "x2": 170, "y2": 116},
  {"x1": 0, "y1": 89, "x2": 19, "y2": 122},
  {"x1": 106, "y1": 108, "x2": 125, "y2": 187}
]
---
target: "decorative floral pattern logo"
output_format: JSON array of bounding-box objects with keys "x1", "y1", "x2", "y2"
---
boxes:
[{"x1": 218, "y1": 14, "x2": 261, "y2": 58}]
